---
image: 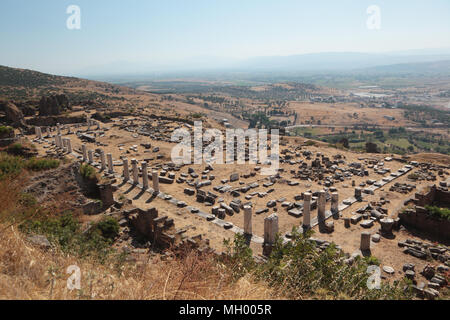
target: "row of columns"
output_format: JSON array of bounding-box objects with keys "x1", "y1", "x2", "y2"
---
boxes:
[
  {"x1": 86, "y1": 119, "x2": 100, "y2": 131},
  {"x1": 303, "y1": 191, "x2": 339, "y2": 229},
  {"x1": 244, "y1": 190, "x2": 341, "y2": 242},
  {"x1": 52, "y1": 134, "x2": 73, "y2": 154},
  {"x1": 80, "y1": 144, "x2": 114, "y2": 174},
  {"x1": 78, "y1": 149, "x2": 161, "y2": 194},
  {"x1": 35, "y1": 122, "x2": 96, "y2": 140},
  {"x1": 122, "y1": 158, "x2": 159, "y2": 193}
]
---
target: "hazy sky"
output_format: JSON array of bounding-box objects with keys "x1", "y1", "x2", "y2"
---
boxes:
[{"x1": 1, "y1": 0, "x2": 450, "y2": 75}]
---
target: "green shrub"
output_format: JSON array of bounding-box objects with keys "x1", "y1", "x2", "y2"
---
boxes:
[
  {"x1": 0, "y1": 126, "x2": 13, "y2": 138},
  {"x1": 365, "y1": 256, "x2": 381, "y2": 266},
  {"x1": 223, "y1": 233, "x2": 255, "y2": 280},
  {"x1": 0, "y1": 153, "x2": 60, "y2": 179},
  {"x1": 93, "y1": 217, "x2": 120, "y2": 241},
  {"x1": 80, "y1": 163, "x2": 96, "y2": 180},
  {"x1": 25, "y1": 158, "x2": 59, "y2": 171},
  {"x1": 304, "y1": 140, "x2": 316, "y2": 146},
  {"x1": 191, "y1": 112, "x2": 204, "y2": 119},
  {"x1": 6, "y1": 143, "x2": 23, "y2": 155},
  {"x1": 20, "y1": 213, "x2": 117, "y2": 261},
  {"x1": 425, "y1": 206, "x2": 450, "y2": 221},
  {"x1": 223, "y1": 228, "x2": 414, "y2": 300},
  {"x1": 0, "y1": 153, "x2": 24, "y2": 179},
  {"x1": 18, "y1": 193, "x2": 38, "y2": 208}
]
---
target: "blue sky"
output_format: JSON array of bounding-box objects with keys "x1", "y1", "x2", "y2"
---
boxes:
[{"x1": 1, "y1": 0, "x2": 450, "y2": 75}]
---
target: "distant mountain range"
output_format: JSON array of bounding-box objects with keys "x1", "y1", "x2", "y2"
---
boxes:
[
  {"x1": 356, "y1": 60, "x2": 450, "y2": 75},
  {"x1": 79, "y1": 48, "x2": 450, "y2": 80},
  {"x1": 2, "y1": 49, "x2": 449, "y2": 86},
  {"x1": 238, "y1": 52, "x2": 450, "y2": 72}
]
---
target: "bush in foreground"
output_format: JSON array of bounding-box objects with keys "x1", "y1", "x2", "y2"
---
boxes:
[
  {"x1": 223, "y1": 229, "x2": 414, "y2": 300},
  {"x1": 20, "y1": 213, "x2": 119, "y2": 262}
]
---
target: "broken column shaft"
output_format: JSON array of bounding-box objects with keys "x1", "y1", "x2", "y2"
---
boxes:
[
  {"x1": 141, "y1": 161, "x2": 149, "y2": 189},
  {"x1": 303, "y1": 192, "x2": 312, "y2": 229},
  {"x1": 107, "y1": 153, "x2": 114, "y2": 173},
  {"x1": 244, "y1": 205, "x2": 252, "y2": 235}
]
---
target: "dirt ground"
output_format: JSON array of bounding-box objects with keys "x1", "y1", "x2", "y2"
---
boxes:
[
  {"x1": 31, "y1": 114, "x2": 449, "y2": 284},
  {"x1": 288, "y1": 101, "x2": 414, "y2": 127}
]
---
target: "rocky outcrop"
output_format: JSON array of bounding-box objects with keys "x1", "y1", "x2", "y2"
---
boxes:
[
  {"x1": 16, "y1": 102, "x2": 36, "y2": 117},
  {"x1": 0, "y1": 101, "x2": 26, "y2": 127},
  {"x1": 38, "y1": 94, "x2": 71, "y2": 116}
]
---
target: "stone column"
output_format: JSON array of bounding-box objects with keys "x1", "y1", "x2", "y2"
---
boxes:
[
  {"x1": 141, "y1": 162, "x2": 149, "y2": 189},
  {"x1": 88, "y1": 150, "x2": 94, "y2": 163},
  {"x1": 57, "y1": 123, "x2": 61, "y2": 135},
  {"x1": 122, "y1": 158, "x2": 130, "y2": 181},
  {"x1": 62, "y1": 138, "x2": 68, "y2": 152},
  {"x1": 107, "y1": 153, "x2": 114, "y2": 173},
  {"x1": 360, "y1": 232, "x2": 371, "y2": 251},
  {"x1": 344, "y1": 217, "x2": 351, "y2": 228},
  {"x1": 380, "y1": 218, "x2": 394, "y2": 236},
  {"x1": 35, "y1": 127, "x2": 42, "y2": 139},
  {"x1": 317, "y1": 190, "x2": 326, "y2": 223},
  {"x1": 66, "y1": 139, "x2": 72, "y2": 153},
  {"x1": 244, "y1": 205, "x2": 252, "y2": 235},
  {"x1": 82, "y1": 145, "x2": 87, "y2": 162},
  {"x1": 303, "y1": 192, "x2": 312, "y2": 229},
  {"x1": 331, "y1": 192, "x2": 339, "y2": 215},
  {"x1": 217, "y1": 208, "x2": 226, "y2": 220},
  {"x1": 355, "y1": 187, "x2": 362, "y2": 200},
  {"x1": 152, "y1": 170, "x2": 159, "y2": 194},
  {"x1": 263, "y1": 213, "x2": 278, "y2": 256},
  {"x1": 100, "y1": 151, "x2": 106, "y2": 170},
  {"x1": 131, "y1": 159, "x2": 139, "y2": 184}
]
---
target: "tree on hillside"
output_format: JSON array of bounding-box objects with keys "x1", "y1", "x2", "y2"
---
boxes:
[{"x1": 365, "y1": 142, "x2": 379, "y2": 153}]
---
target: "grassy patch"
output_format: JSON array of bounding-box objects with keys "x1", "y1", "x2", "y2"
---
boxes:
[
  {"x1": 0, "y1": 153, "x2": 24, "y2": 179},
  {"x1": 0, "y1": 126, "x2": 13, "y2": 138},
  {"x1": 223, "y1": 229, "x2": 414, "y2": 300},
  {"x1": 304, "y1": 140, "x2": 317, "y2": 146},
  {"x1": 425, "y1": 206, "x2": 450, "y2": 221},
  {"x1": 20, "y1": 213, "x2": 120, "y2": 261},
  {"x1": 25, "y1": 158, "x2": 60, "y2": 171},
  {"x1": 0, "y1": 153, "x2": 60, "y2": 179},
  {"x1": 80, "y1": 163, "x2": 97, "y2": 180},
  {"x1": 5, "y1": 143, "x2": 24, "y2": 155}
]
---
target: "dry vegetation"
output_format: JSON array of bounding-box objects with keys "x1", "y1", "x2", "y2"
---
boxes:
[
  {"x1": 0, "y1": 225, "x2": 274, "y2": 300},
  {"x1": 0, "y1": 176, "x2": 274, "y2": 300}
]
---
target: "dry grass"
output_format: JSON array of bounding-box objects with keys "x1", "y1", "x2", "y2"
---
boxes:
[
  {"x1": 0, "y1": 174, "x2": 275, "y2": 300},
  {"x1": 0, "y1": 225, "x2": 275, "y2": 300}
]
